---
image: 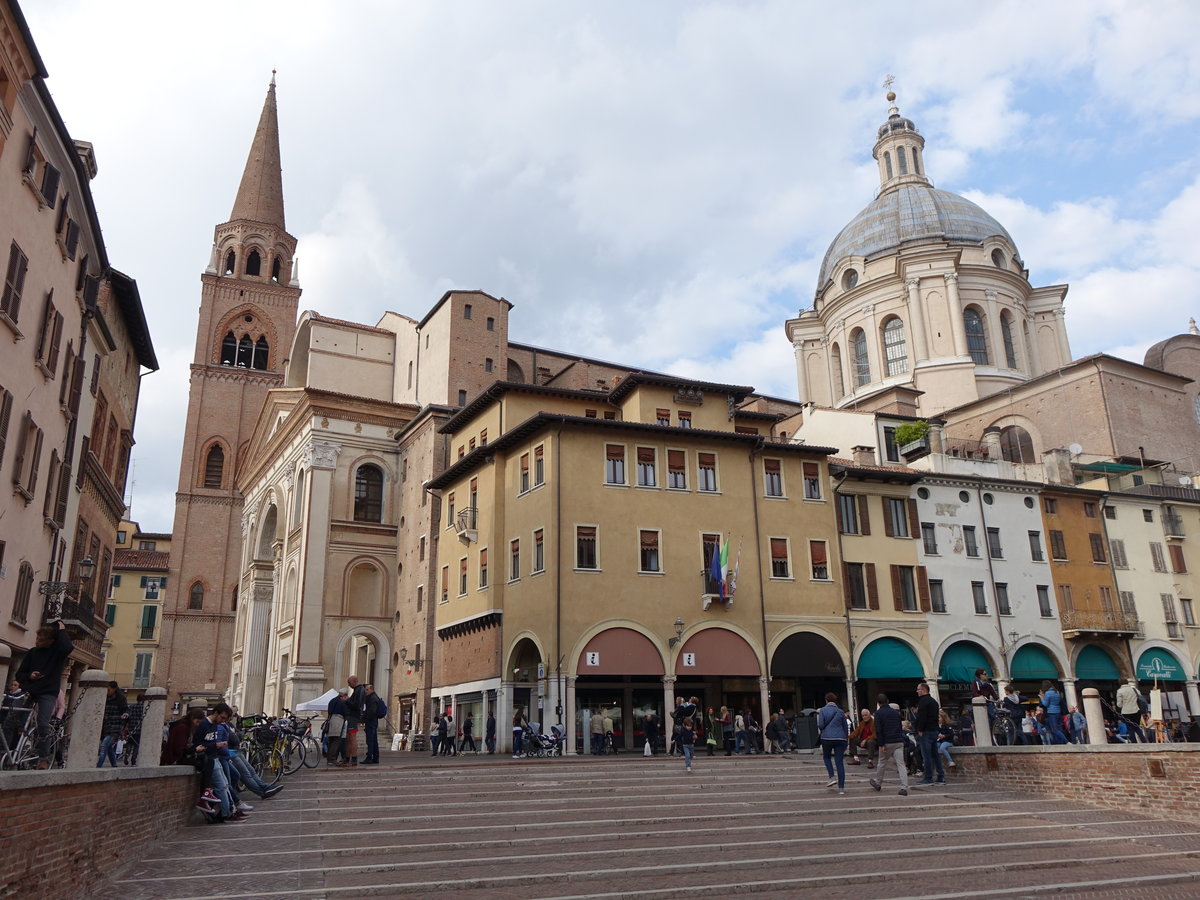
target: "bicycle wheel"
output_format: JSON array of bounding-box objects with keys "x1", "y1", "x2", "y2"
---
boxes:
[
  {"x1": 301, "y1": 734, "x2": 321, "y2": 768},
  {"x1": 283, "y1": 735, "x2": 305, "y2": 775},
  {"x1": 992, "y1": 715, "x2": 1016, "y2": 746}
]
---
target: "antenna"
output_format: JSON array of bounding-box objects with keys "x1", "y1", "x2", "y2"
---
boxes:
[
  {"x1": 1068, "y1": 443, "x2": 1083, "y2": 457},
  {"x1": 1180, "y1": 476, "x2": 1193, "y2": 487}
]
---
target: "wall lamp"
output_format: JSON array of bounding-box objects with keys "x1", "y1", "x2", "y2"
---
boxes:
[
  {"x1": 399, "y1": 646, "x2": 424, "y2": 671},
  {"x1": 668, "y1": 618, "x2": 686, "y2": 647}
]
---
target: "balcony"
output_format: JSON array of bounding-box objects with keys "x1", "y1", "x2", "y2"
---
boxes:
[
  {"x1": 1163, "y1": 513, "x2": 1185, "y2": 539},
  {"x1": 1059, "y1": 608, "x2": 1141, "y2": 637},
  {"x1": 455, "y1": 506, "x2": 478, "y2": 544}
]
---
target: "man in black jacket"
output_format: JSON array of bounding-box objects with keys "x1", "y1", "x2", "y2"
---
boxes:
[
  {"x1": 914, "y1": 682, "x2": 945, "y2": 785},
  {"x1": 345, "y1": 676, "x2": 365, "y2": 766},
  {"x1": 868, "y1": 694, "x2": 910, "y2": 796},
  {"x1": 14, "y1": 620, "x2": 73, "y2": 770}
]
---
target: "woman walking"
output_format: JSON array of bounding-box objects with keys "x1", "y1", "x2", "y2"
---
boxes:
[
  {"x1": 816, "y1": 692, "x2": 849, "y2": 795},
  {"x1": 680, "y1": 716, "x2": 696, "y2": 773},
  {"x1": 720, "y1": 705, "x2": 734, "y2": 756}
]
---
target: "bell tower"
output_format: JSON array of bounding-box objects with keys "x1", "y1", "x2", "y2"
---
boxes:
[{"x1": 161, "y1": 76, "x2": 301, "y2": 707}]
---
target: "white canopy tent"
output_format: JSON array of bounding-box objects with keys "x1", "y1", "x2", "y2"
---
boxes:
[{"x1": 294, "y1": 689, "x2": 338, "y2": 712}]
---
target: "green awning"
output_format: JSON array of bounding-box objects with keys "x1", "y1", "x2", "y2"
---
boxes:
[
  {"x1": 1010, "y1": 644, "x2": 1060, "y2": 680},
  {"x1": 1075, "y1": 645, "x2": 1121, "y2": 680},
  {"x1": 1136, "y1": 648, "x2": 1187, "y2": 682},
  {"x1": 857, "y1": 637, "x2": 923, "y2": 679},
  {"x1": 1077, "y1": 462, "x2": 1140, "y2": 474},
  {"x1": 938, "y1": 641, "x2": 992, "y2": 683}
]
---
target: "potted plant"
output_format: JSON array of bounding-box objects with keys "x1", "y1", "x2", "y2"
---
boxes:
[{"x1": 893, "y1": 420, "x2": 931, "y2": 460}]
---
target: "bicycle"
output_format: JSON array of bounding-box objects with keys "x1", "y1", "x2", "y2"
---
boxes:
[{"x1": 0, "y1": 704, "x2": 39, "y2": 769}]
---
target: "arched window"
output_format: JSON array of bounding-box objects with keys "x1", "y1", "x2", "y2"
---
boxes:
[
  {"x1": 236, "y1": 336, "x2": 253, "y2": 368},
  {"x1": 245, "y1": 249, "x2": 261, "y2": 276},
  {"x1": 354, "y1": 464, "x2": 384, "y2": 523},
  {"x1": 204, "y1": 444, "x2": 224, "y2": 488},
  {"x1": 964, "y1": 308, "x2": 989, "y2": 365},
  {"x1": 912, "y1": 147, "x2": 921, "y2": 175},
  {"x1": 882, "y1": 317, "x2": 907, "y2": 377},
  {"x1": 220, "y1": 332, "x2": 237, "y2": 365},
  {"x1": 224, "y1": 251, "x2": 235, "y2": 275},
  {"x1": 1001, "y1": 313, "x2": 1018, "y2": 369},
  {"x1": 188, "y1": 582, "x2": 204, "y2": 610},
  {"x1": 271, "y1": 257, "x2": 281, "y2": 283},
  {"x1": 253, "y1": 336, "x2": 269, "y2": 371},
  {"x1": 898, "y1": 146, "x2": 908, "y2": 175},
  {"x1": 831, "y1": 343, "x2": 845, "y2": 399},
  {"x1": 884, "y1": 152, "x2": 893, "y2": 180},
  {"x1": 850, "y1": 329, "x2": 870, "y2": 387},
  {"x1": 999, "y1": 425, "x2": 1035, "y2": 464}
]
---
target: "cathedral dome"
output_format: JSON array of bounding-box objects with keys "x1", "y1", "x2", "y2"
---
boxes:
[{"x1": 817, "y1": 184, "x2": 1015, "y2": 291}]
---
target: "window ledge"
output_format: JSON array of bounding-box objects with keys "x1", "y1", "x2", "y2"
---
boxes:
[
  {"x1": 35, "y1": 359, "x2": 54, "y2": 380},
  {"x1": 507, "y1": 578, "x2": 520, "y2": 585},
  {"x1": 13, "y1": 485, "x2": 33, "y2": 504},
  {"x1": 697, "y1": 490, "x2": 722, "y2": 496},
  {"x1": 8, "y1": 619, "x2": 28, "y2": 631},
  {"x1": 573, "y1": 568, "x2": 602, "y2": 574},
  {"x1": 666, "y1": 486, "x2": 690, "y2": 493},
  {"x1": 764, "y1": 494, "x2": 787, "y2": 501},
  {"x1": 809, "y1": 578, "x2": 834, "y2": 584},
  {"x1": 802, "y1": 496, "x2": 825, "y2": 503},
  {"x1": 531, "y1": 481, "x2": 545, "y2": 492},
  {"x1": 637, "y1": 571, "x2": 665, "y2": 577},
  {"x1": 635, "y1": 484, "x2": 659, "y2": 491},
  {"x1": 0, "y1": 310, "x2": 23, "y2": 341},
  {"x1": 530, "y1": 569, "x2": 545, "y2": 578},
  {"x1": 603, "y1": 482, "x2": 629, "y2": 489}
]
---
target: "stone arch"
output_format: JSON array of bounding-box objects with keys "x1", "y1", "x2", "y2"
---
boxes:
[
  {"x1": 507, "y1": 358, "x2": 525, "y2": 383},
  {"x1": 255, "y1": 503, "x2": 280, "y2": 561},
  {"x1": 933, "y1": 636, "x2": 1000, "y2": 683},
  {"x1": 212, "y1": 304, "x2": 279, "y2": 367},
  {"x1": 508, "y1": 632, "x2": 546, "y2": 682},
  {"x1": 568, "y1": 619, "x2": 661, "y2": 677},
  {"x1": 767, "y1": 624, "x2": 850, "y2": 674},
  {"x1": 245, "y1": 247, "x2": 263, "y2": 277},
  {"x1": 852, "y1": 626, "x2": 935, "y2": 675},
  {"x1": 674, "y1": 622, "x2": 762, "y2": 676},
  {"x1": 333, "y1": 623, "x2": 390, "y2": 697},
  {"x1": 985, "y1": 414, "x2": 1043, "y2": 464},
  {"x1": 1069, "y1": 642, "x2": 1128, "y2": 682},
  {"x1": 198, "y1": 437, "x2": 230, "y2": 489},
  {"x1": 343, "y1": 557, "x2": 386, "y2": 618}
]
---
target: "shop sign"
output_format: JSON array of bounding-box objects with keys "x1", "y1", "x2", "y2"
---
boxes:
[
  {"x1": 586, "y1": 652, "x2": 600, "y2": 666},
  {"x1": 682, "y1": 653, "x2": 696, "y2": 667},
  {"x1": 1138, "y1": 655, "x2": 1182, "y2": 680}
]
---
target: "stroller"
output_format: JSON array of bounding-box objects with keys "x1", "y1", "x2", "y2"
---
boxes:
[{"x1": 523, "y1": 722, "x2": 564, "y2": 757}]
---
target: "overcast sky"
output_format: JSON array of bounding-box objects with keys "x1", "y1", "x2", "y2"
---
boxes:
[{"x1": 22, "y1": 1, "x2": 1200, "y2": 534}]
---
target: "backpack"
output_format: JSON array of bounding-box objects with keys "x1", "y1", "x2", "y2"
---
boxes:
[
  {"x1": 1136, "y1": 693, "x2": 1149, "y2": 716},
  {"x1": 376, "y1": 697, "x2": 388, "y2": 720}
]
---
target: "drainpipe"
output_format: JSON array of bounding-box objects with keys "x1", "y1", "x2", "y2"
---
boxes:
[
  {"x1": 975, "y1": 476, "x2": 1008, "y2": 681},
  {"x1": 832, "y1": 468, "x2": 857, "y2": 712},
  {"x1": 749, "y1": 438, "x2": 770, "y2": 717},
  {"x1": 553, "y1": 422, "x2": 563, "y2": 729}
]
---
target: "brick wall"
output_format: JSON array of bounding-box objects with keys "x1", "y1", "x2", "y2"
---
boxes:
[
  {"x1": 0, "y1": 767, "x2": 198, "y2": 900},
  {"x1": 954, "y1": 744, "x2": 1200, "y2": 821}
]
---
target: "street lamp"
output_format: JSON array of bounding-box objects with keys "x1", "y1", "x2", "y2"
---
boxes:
[
  {"x1": 399, "y1": 646, "x2": 424, "y2": 671},
  {"x1": 668, "y1": 618, "x2": 686, "y2": 647},
  {"x1": 37, "y1": 556, "x2": 96, "y2": 622}
]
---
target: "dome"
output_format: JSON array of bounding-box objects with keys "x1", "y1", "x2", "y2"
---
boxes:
[{"x1": 817, "y1": 183, "x2": 1016, "y2": 291}]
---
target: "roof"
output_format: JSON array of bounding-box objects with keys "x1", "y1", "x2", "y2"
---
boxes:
[
  {"x1": 427, "y1": 413, "x2": 838, "y2": 489},
  {"x1": 818, "y1": 184, "x2": 1014, "y2": 292},
  {"x1": 828, "y1": 457, "x2": 923, "y2": 483},
  {"x1": 114, "y1": 549, "x2": 170, "y2": 571},
  {"x1": 608, "y1": 371, "x2": 753, "y2": 404},
  {"x1": 108, "y1": 269, "x2": 158, "y2": 370},
  {"x1": 417, "y1": 289, "x2": 510, "y2": 330},
  {"x1": 229, "y1": 79, "x2": 286, "y2": 229},
  {"x1": 308, "y1": 312, "x2": 395, "y2": 336}
]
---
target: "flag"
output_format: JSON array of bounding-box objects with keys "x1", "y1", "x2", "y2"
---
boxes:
[
  {"x1": 719, "y1": 540, "x2": 730, "y2": 599},
  {"x1": 710, "y1": 542, "x2": 723, "y2": 593},
  {"x1": 730, "y1": 539, "x2": 742, "y2": 596}
]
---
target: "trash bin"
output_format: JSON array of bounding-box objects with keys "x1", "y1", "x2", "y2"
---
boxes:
[{"x1": 794, "y1": 713, "x2": 819, "y2": 749}]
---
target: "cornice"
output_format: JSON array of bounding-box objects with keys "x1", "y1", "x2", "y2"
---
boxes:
[
  {"x1": 175, "y1": 491, "x2": 242, "y2": 508},
  {"x1": 190, "y1": 364, "x2": 284, "y2": 387}
]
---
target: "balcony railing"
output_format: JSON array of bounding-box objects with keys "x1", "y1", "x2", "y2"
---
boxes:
[
  {"x1": 455, "y1": 506, "x2": 478, "y2": 543},
  {"x1": 1163, "y1": 514, "x2": 1185, "y2": 538},
  {"x1": 139, "y1": 627, "x2": 156, "y2": 641},
  {"x1": 1059, "y1": 609, "x2": 1141, "y2": 635}
]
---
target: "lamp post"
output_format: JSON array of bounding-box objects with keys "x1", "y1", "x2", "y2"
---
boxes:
[
  {"x1": 399, "y1": 646, "x2": 424, "y2": 671},
  {"x1": 668, "y1": 618, "x2": 685, "y2": 647},
  {"x1": 37, "y1": 555, "x2": 96, "y2": 623}
]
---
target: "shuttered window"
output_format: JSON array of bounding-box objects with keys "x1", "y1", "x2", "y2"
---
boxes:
[
  {"x1": 667, "y1": 450, "x2": 686, "y2": 489},
  {"x1": 770, "y1": 538, "x2": 790, "y2": 578}
]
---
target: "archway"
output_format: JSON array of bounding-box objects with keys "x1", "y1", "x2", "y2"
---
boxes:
[
  {"x1": 1073, "y1": 643, "x2": 1124, "y2": 707},
  {"x1": 855, "y1": 636, "x2": 924, "y2": 712},
  {"x1": 575, "y1": 627, "x2": 665, "y2": 752},
  {"x1": 770, "y1": 631, "x2": 846, "y2": 717},
  {"x1": 937, "y1": 640, "x2": 997, "y2": 714}
]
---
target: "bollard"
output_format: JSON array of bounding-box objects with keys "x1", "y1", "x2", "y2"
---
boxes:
[
  {"x1": 68, "y1": 669, "x2": 111, "y2": 771},
  {"x1": 1082, "y1": 688, "x2": 1107, "y2": 746},
  {"x1": 142, "y1": 686, "x2": 168, "y2": 765},
  {"x1": 971, "y1": 696, "x2": 992, "y2": 747}
]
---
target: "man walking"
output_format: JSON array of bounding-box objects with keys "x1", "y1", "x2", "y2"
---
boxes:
[
  {"x1": 869, "y1": 694, "x2": 909, "y2": 796},
  {"x1": 914, "y1": 682, "x2": 945, "y2": 785},
  {"x1": 485, "y1": 710, "x2": 496, "y2": 754}
]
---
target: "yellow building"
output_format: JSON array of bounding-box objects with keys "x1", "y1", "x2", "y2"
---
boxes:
[
  {"x1": 103, "y1": 520, "x2": 169, "y2": 703},
  {"x1": 428, "y1": 374, "x2": 842, "y2": 753}
]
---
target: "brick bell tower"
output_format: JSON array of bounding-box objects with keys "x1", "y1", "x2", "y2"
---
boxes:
[{"x1": 160, "y1": 75, "x2": 301, "y2": 708}]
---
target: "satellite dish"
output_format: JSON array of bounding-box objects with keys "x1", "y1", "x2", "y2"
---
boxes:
[
  {"x1": 1180, "y1": 476, "x2": 1193, "y2": 486},
  {"x1": 1068, "y1": 443, "x2": 1083, "y2": 456}
]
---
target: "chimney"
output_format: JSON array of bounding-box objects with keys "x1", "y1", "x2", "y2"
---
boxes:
[{"x1": 851, "y1": 445, "x2": 875, "y2": 467}]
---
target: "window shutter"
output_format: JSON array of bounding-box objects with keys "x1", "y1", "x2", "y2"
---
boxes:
[
  {"x1": 1170, "y1": 544, "x2": 1187, "y2": 574},
  {"x1": 54, "y1": 193, "x2": 69, "y2": 234},
  {"x1": 698, "y1": 452, "x2": 715, "y2": 467},
  {"x1": 12, "y1": 412, "x2": 31, "y2": 486},
  {"x1": 841, "y1": 561, "x2": 852, "y2": 609},
  {"x1": 803, "y1": 462, "x2": 818, "y2": 478},
  {"x1": 770, "y1": 538, "x2": 788, "y2": 560},
  {"x1": 835, "y1": 495, "x2": 845, "y2": 532},
  {"x1": 46, "y1": 310, "x2": 63, "y2": 375},
  {"x1": 40, "y1": 163, "x2": 60, "y2": 205},
  {"x1": 890, "y1": 564, "x2": 903, "y2": 611},
  {"x1": 55, "y1": 458, "x2": 70, "y2": 526},
  {"x1": 810, "y1": 541, "x2": 827, "y2": 566},
  {"x1": 35, "y1": 290, "x2": 53, "y2": 361},
  {"x1": 606, "y1": 444, "x2": 623, "y2": 461},
  {"x1": 917, "y1": 565, "x2": 931, "y2": 612},
  {"x1": 42, "y1": 450, "x2": 58, "y2": 518},
  {"x1": 64, "y1": 220, "x2": 79, "y2": 260},
  {"x1": 22, "y1": 127, "x2": 37, "y2": 173},
  {"x1": 857, "y1": 495, "x2": 871, "y2": 535},
  {"x1": 906, "y1": 498, "x2": 920, "y2": 538},
  {"x1": 637, "y1": 447, "x2": 654, "y2": 464},
  {"x1": 0, "y1": 388, "x2": 11, "y2": 465},
  {"x1": 27, "y1": 428, "x2": 42, "y2": 494},
  {"x1": 764, "y1": 458, "x2": 781, "y2": 474},
  {"x1": 83, "y1": 274, "x2": 99, "y2": 307},
  {"x1": 667, "y1": 449, "x2": 684, "y2": 469},
  {"x1": 68, "y1": 357, "x2": 85, "y2": 415},
  {"x1": 882, "y1": 500, "x2": 894, "y2": 537},
  {"x1": 865, "y1": 563, "x2": 879, "y2": 610}
]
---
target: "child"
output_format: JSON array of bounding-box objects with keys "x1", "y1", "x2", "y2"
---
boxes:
[{"x1": 680, "y1": 716, "x2": 695, "y2": 773}]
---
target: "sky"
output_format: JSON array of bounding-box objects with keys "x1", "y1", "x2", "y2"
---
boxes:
[{"x1": 20, "y1": 1, "x2": 1200, "y2": 534}]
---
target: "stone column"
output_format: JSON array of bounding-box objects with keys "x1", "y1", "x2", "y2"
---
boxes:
[
  {"x1": 1054, "y1": 308, "x2": 1072, "y2": 368},
  {"x1": 861, "y1": 304, "x2": 884, "y2": 386},
  {"x1": 984, "y1": 290, "x2": 1005, "y2": 366},
  {"x1": 971, "y1": 696, "x2": 992, "y2": 748},
  {"x1": 844, "y1": 676, "x2": 856, "y2": 717},
  {"x1": 565, "y1": 675, "x2": 578, "y2": 755},
  {"x1": 758, "y1": 675, "x2": 771, "y2": 731},
  {"x1": 792, "y1": 340, "x2": 807, "y2": 403},
  {"x1": 1185, "y1": 680, "x2": 1200, "y2": 718},
  {"x1": 661, "y1": 675, "x2": 676, "y2": 751},
  {"x1": 905, "y1": 277, "x2": 929, "y2": 362},
  {"x1": 497, "y1": 680, "x2": 512, "y2": 754},
  {"x1": 1023, "y1": 316, "x2": 1042, "y2": 375},
  {"x1": 1062, "y1": 679, "x2": 1078, "y2": 712},
  {"x1": 926, "y1": 676, "x2": 941, "y2": 705},
  {"x1": 945, "y1": 274, "x2": 969, "y2": 357},
  {"x1": 68, "y1": 669, "x2": 110, "y2": 771},
  {"x1": 142, "y1": 686, "x2": 168, "y2": 766},
  {"x1": 1082, "y1": 688, "x2": 1107, "y2": 746}
]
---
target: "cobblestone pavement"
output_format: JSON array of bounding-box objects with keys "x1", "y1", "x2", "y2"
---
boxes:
[{"x1": 99, "y1": 749, "x2": 1200, "y2": 900}]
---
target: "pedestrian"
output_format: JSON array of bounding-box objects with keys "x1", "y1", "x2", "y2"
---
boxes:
[
  {"x1": 1115, "y1": 679, "x2": 1146, "y2": 743},
  {"x1": 590, "y1": 708, "x2": 605, "y2": 755},
  {"x1": 642, "y1": 712, "x2": 658, "y2": 755},
  {"x1": 720, "y1": 705, "x2": 734, "y2": 755},
  {"x1": 1022, "y1": 707, "x2": 1039, "y2": 744},
  {"x1": 936, "y1": 710, "x2": 956, "y2": 769},
  {"x1": 744, "y1": 709, "x2": 761, "y2": 754},
  {"x1": 343, "y1": 675, "x2": 365, "y2": 765},
  {"x1": 1038, "y1": 681, "x2": 1068, "y2": 745},
  {"x1": 680, "y1": 716, "x2": 696, "y2": 773},
  {"x1": 162, "y1": 708, "x2": 206, "y2": 766},
  {"x1": 848, "y1": 709, "x2": 876, "y2": 767},
  {"x1": 869, "y1": 694, "x2": 910, "y2": 796},
  {"x1": 97, "y1": 681, "x2": 129, "y2": 767},
  {"x1": 1001, "y1": 685, "x2": 1025, "y2": 745},
  {"x1": 816, "y1": 692, "x2": 849, "y2": 794},
  {"x1": 361, "y1": 683, "x2": 382, "y2": 764},
  {"x1": 602, "y1": 709, "x2": 615, "y2": 753},
  {"x1": 669, "y1": 696, "x2": 697, "y2": 757},
  {"x1": 438, "y1": 710, "x2": 453, "y2": 755},
  {"x1": 704, "y1": 707, "x2": 719, "y2": 756},
  {"x1": 734, "y1": 710, "x2": 747, "y2": 754},
  {"x1": 13, "y1": 620, "x2": 73, "y2": 770},
  {"x1": 326, "y1": 688, "x2": 349, "y2": 766},
  {"x1": 193, "y1": 703, "x2": 246, "y2": 823},
  {"x1": 512, "y1": 706, "x2": 528, "y2": 758},
  {"x1": 485, "y1": 710, "x2": 496, "y2": 754},
  {"x1": 1068, "y1": 705, "x2": 1088, "y2": 744},
  {"x1": 461, "y1": 713, "x2": 478, "y2": 753},
  {"x1": 914, "y1": 682, "x2": 945, "y2": 785}
]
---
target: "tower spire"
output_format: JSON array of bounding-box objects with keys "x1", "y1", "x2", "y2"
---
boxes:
[{"x1": 230, "y1": 76, "x2": 286, "y2": 229}]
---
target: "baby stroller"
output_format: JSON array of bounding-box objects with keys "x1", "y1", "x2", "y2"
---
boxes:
[{"x1": 542, "y1": 723, "x2": 565, "y2": 757}]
